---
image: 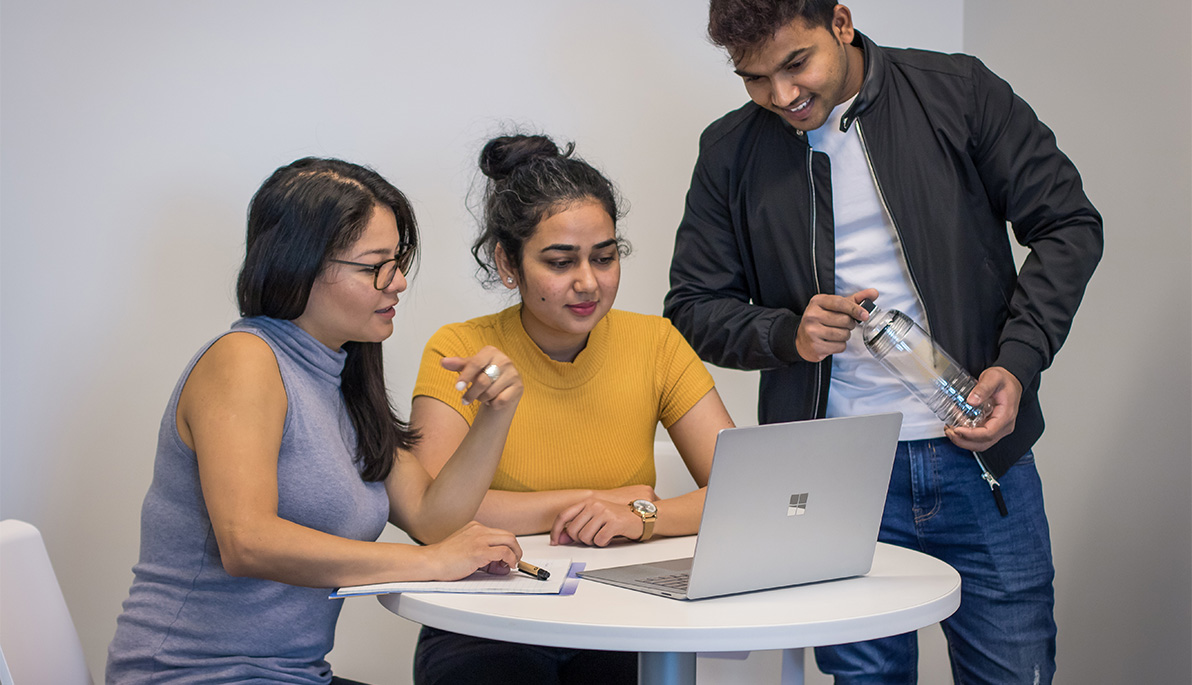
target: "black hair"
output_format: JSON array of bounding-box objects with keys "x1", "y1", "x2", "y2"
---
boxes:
[
  {"x1": 470, "y1": 133, "x2": 628, "y2": 286},
  {"x1": 236, "y1": 157, "x2": 419, "y2": 482},
  {"x1": 708, "y1": 0, "x2": 837, "y2": 57}
]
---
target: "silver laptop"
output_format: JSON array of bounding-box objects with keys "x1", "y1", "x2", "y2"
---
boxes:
[{"x1": 577, "y1": 413, "x2": 901, "y2": 600}]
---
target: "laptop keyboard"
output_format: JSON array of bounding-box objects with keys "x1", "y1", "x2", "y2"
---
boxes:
[{"x1": 643, "y1": 572, "x2": 690, "y2": 591}]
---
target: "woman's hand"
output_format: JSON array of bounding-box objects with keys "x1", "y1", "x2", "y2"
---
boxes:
[
  {"x1": 441, "y1": 346, "x2": 522, "y2": 411},
  {"x1": 550, "y1": 497, "x2": 644, "y2": 547},
  {"x1": 422, "y1": 521, "x2": 522, "y2": 580},
  {"x1": 548, "y1": 484, "x2": 657, "y2": 546}
]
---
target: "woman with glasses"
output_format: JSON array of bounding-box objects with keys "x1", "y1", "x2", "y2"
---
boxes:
[
  {"x1": 409, "y1": 135, "x2": 735, "y2": 684},
  {"x1": 107, "y1": 157, "x2": 524, "y2": 684}
]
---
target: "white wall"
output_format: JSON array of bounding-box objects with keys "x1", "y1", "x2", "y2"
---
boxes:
[
  {"x1": 2, "y1": 1, "x2": 1187, "y2": 683},
  {"x1": 963, "y1": 2, "x2": 1192, "y2": 682}
]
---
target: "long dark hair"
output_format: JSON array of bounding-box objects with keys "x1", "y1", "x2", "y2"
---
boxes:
[
  {"x1": 470, "y1": 133, "x2": 628, "y2": 286},
  {"x1": 236, "y1": 157, "x2": 419, "y2": 482}
]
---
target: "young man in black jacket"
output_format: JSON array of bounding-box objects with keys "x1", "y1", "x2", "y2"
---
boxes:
[{"x1": 664, "y1": 2, "x2": 1101, "y2": 683}]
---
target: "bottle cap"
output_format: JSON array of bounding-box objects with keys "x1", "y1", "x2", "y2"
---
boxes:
[{"x1": 860, "y1": 299, "x2": 876, "y2": 314}]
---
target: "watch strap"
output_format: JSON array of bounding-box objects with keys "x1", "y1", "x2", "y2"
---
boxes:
[{"x1": 629, "y1": 502, "x2": 656, "y2": 541}]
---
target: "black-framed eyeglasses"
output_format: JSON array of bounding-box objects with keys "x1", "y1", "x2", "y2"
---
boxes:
[{"x1": 329, "y1": 242, "x2": 415, "y2": 291}]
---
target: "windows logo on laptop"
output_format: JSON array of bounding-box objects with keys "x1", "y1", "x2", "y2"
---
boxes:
[{"x1": 788, "y1": 492, "x2": 809, "y2": 516}]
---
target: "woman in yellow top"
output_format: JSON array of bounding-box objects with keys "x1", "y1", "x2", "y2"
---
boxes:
[{"x1": 409, "y1": 134, "x2": 734, "y2": 685}]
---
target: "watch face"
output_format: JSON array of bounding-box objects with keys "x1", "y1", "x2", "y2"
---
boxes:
[{"x1": 632, "y1": 499, "x2": 657, "y2": 515}]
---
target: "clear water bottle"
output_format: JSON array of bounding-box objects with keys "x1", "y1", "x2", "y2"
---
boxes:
[{"x1": 859, "y1": 299, "x2": 991, "y2": 428}]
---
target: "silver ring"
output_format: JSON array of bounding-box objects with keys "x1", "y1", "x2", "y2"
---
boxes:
[{"x1": 483, "y1": 364, "x2": 501, "y2": 383}]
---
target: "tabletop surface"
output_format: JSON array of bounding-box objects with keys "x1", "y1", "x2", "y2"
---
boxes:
[{"x1": 377, "y1": 535, "x2": 961, "y2": 653}]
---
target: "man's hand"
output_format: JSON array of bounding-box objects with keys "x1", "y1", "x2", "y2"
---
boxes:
[
  {"x1": 946, "y1": 366, "x2": 1022, "y2": 452},
  {"x1": 795, "y1": 289, "x2": 879, "y2": 362}
]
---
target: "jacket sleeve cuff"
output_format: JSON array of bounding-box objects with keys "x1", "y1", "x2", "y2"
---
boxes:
[
  {"x1": 992, "y1": 340, "x2": 1044, "y2": 390},
  {"x1": 771, "y1": 312, "x2": 803, "y2": 363}
]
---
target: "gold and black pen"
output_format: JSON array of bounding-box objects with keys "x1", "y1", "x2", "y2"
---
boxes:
[{"x1": 517, "y1": 560, "x2": 550, "y2": 581}]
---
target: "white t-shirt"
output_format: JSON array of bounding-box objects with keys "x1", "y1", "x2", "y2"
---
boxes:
[{"x1": 807, "y1": 97, "x2": 944, "y2": 440}]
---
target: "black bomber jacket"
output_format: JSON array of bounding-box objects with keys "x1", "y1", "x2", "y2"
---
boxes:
[{"x1": 663, "y1": 31, "x2": 1102, "y2": 478}]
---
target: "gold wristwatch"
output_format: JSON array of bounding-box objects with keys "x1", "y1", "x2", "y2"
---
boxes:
[{"x1": 628, "y1": 499, "x2": 657, "y2": 541}]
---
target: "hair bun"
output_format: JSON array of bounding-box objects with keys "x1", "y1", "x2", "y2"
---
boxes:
[{"x1": 479, "y1": 134, "x2": 573, "y2": 180}]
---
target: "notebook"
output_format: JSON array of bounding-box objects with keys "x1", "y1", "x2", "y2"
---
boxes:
[{"x1": 577, "y1": 413, "x2": 902, "y2": 600}]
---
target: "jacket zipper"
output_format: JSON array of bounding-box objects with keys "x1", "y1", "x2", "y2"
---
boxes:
[
  {"x1": 805, "y1": 140, "x2": 823, "y2": 418},
  {"x1": 854, "y1": 121, "x2": 1009, "y2": 518},
  {"x1": 973, "y1": 450, "x2": 1009, "y2": 517},
  {"x1": 854, "y1": 121, "x2": 934, "y2": 335}
]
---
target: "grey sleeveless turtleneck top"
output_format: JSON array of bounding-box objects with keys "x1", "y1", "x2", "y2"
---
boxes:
[{"x1": 107, "y1": 317, "x2": 389, "y2": 684}]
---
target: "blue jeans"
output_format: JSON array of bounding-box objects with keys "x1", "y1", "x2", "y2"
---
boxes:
[{"x1": 815, "y1": 439, "x2": 1056, "y2": 684}]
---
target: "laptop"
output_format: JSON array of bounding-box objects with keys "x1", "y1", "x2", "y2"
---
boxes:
[{"x1": 577, "y1": 413, "x2": 902, "y2": 600}]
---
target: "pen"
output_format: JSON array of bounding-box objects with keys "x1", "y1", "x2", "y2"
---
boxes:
[{"x1": 517, "y1": 560, "x2": 550, "y2": 581}]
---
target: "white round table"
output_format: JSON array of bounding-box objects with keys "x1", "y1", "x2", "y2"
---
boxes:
[{"x1": 379, "y1": 535, "x2": 960, "y2": 684}]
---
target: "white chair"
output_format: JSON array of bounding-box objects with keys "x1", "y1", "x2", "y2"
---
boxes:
[{"x1": 0, "y1": 519, "x2": 94, "y2": 685}]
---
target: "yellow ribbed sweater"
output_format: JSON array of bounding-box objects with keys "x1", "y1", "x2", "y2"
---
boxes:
[{"x1": 413, "y1": 306, "x2": 715, "y2": 492}]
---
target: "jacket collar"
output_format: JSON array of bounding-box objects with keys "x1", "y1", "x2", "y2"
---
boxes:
[{"x1": 840, "y1": 30, "x2": 883, "y2": 132}]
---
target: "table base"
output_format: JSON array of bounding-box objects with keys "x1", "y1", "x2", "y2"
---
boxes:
[{"x1": 639, "y1": 647, "x2": 805, "y2": 685}]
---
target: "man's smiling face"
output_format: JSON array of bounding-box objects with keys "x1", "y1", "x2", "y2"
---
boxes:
[{"x1": 732, "y1": 6, "x2": 864, "y2": 132}]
